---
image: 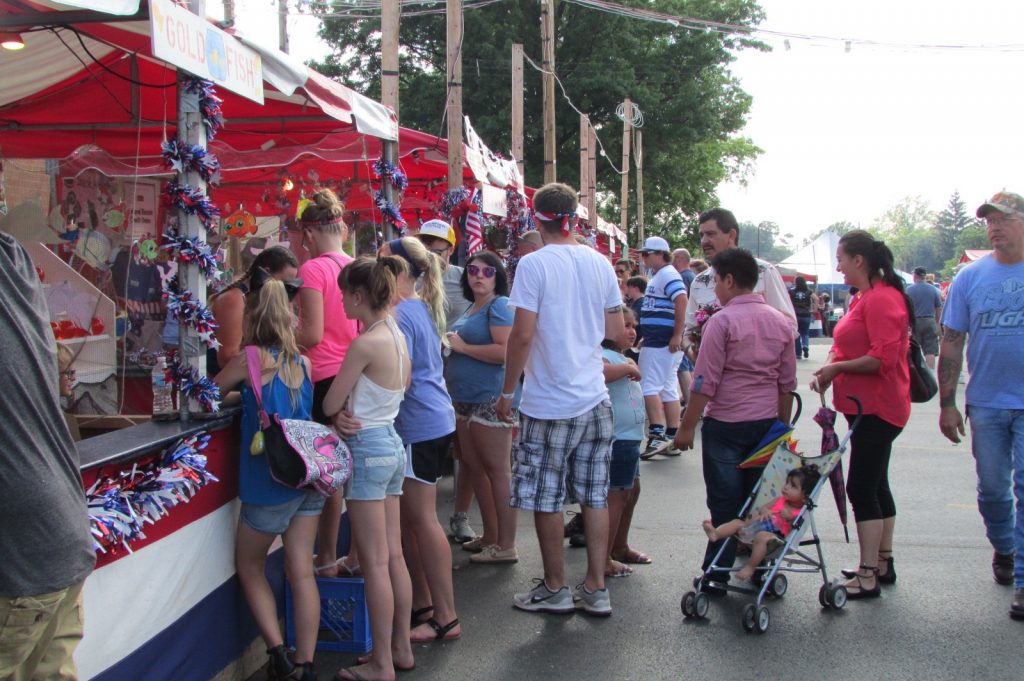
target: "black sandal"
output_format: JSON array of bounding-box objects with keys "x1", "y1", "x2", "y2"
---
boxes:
[
  {"x1": 845, "y1": 564, "x2": 881, "y2": 600},
  {"x1": 412, "y1": 617, "x2": 460, "y2": 641},
  {"x1": 411, "y1": 605, "x2": 434, "y2": 627},
  {"x1": 842, "y1": 549, "x2": 896, "y2": 585}
]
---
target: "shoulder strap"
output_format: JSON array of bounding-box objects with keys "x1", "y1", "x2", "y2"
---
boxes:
[
  {"x1": 244, "y1": 345, "x2": 271, "y2": 428},
  {"x1": 322, "y1": 252, "x2": 346, "y2": 269}
]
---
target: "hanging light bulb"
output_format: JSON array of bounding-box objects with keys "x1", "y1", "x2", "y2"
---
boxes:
[
  {"x1": 0, "y1": 32, "x2": 26, "y2": 51},
  {"x1": 282, "y1": 178, "x2": 294, "y2": 192}
]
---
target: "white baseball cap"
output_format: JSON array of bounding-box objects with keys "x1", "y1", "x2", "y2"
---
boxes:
[
  {"x1": 640, "y1": 236, "x2": 671, "y2": 253},
  {"x1": 416, "y1": 219, "x2": 457, "y2": 247}
]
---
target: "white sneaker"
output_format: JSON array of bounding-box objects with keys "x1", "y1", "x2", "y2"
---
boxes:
[
  {"x1": 573, "y1": 583, "x2": 612, "y2": 617},
  {"x1": 449, "y1": 512, "x2": 476, "y2": 543},
  {"x1": 512, "y1": 579, "x2": 574, "y2": 614}
]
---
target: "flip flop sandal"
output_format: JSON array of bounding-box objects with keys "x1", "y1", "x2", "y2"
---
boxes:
[
  {"x1": 355, "y1": 655, "x2": 415, "y2": 672},
  {"x1": 605, "y1": 565, "x2": 633, "y2": 578},
  {"x1": 615, "y1": 550, "x2": 653, "y2": 565},
  {"x1": 411, "y1": 617, "x2": 460, "y2": 642},
  {"x1": 335, "y1": 667, "x2": 368, "y2": 681}
]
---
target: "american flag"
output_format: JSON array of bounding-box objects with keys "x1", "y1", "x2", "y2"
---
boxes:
[{"x1": 465, "y1": 189, "x2": 484, "y2": 255}]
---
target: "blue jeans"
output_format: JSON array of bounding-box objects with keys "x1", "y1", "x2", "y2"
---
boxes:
[
  {"x1": 701, "y1": 417, "x2": 776, "y2": 583},
  {"x1": 795, "y1": 314, "x2": 811, "y2": 357},
  {"x1": 967, "y1": 405, "x2": 1024, "y2": 588}
]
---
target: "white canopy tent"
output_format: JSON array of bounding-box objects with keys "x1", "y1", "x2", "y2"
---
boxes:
[{"x1": 780, "y1": 229, "x2": 844, "y2": 284}]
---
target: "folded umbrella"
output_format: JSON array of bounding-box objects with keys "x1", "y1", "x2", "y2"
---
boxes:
[{"x1": 813, "y1": 400, "x2": 850, "y2": 542}]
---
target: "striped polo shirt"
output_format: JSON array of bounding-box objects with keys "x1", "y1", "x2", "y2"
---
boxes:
[{"x1": 639, "y1": 264, "x2": 686, "y2": 348}]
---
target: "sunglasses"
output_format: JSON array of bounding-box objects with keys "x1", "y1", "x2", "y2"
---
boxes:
[
  {"x1": 467, "y1": 264, "x2": 496, "y2": 278},
  {"x1": 429, "y1": 247, "x2": 450, "y2": 257}
]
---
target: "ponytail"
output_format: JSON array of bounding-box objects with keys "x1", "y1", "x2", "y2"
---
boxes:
[
  {"x1": 241, "y1": 280, "x2": 304, "y2": 405},
  {"x1": 385, "y1": 237, "x2": 448, "y2": 342},
  {"x1": 840, "y1": 230, "x2": 913, "y2": 323},
  {"x1": 338, "y1": 255, "x2": 402, "y2": 311}
]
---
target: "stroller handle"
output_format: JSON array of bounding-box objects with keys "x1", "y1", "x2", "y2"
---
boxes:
[
  {"x1": 789, "y1": 391, "x2": 802, "y2": 427},
  {"x1": 846, "y1": 394, "x2": 864, "y2": 432}
]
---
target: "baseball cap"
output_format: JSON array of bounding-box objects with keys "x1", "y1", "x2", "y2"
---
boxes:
[
  {"x1": 416, "y1": 219, "x2": 457, "y2": 247},
  {"x1": 976, "y1": 191, "x2": 1024, "y2": 218},
  {"x1": 640, "y1": 236, "x2": 671, "y2": 253},
  {"x1": 913, "y1": 266, "x2": 927, "y2": 277}
]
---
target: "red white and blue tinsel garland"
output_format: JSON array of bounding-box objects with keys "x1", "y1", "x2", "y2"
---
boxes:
[
  {"x1": 86, "y1": 432, "x2": 218, "y2": 555},
  {"x1": 162, "y1": 140, "x2": 222, "y2": 184},
  {"x1": 165, "y1": 181, "x2": 221, "y2": 234},
  {"x1": 502, "y1": 188, "x2": 535, "y2": 284},
  {"x1": 161, "y1": 229, "x2": 223, "y2": 281},
  {"x1": 183, "y1": 77, "x2": 225, "y2": 140},
  {"x1": 438, "y1": 186, "x2": 470, "y2": 222},
  {"x1": 163, "y1": 276, "x2": 220, "y2": 349},
  {"x1": 168, "y1": 353, "x2": 221, "y2": 412},
  {"x1": 372, "y1": 157, "x2": 408, "y2": 233}
]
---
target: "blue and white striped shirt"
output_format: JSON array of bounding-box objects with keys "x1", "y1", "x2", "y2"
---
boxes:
[{"x1": 640, "y1": 264, "x2": 686, "y2": 348}]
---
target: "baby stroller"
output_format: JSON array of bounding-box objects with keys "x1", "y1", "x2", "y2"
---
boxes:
[{"x1": 681, "y1": 395, "x2": 863, "y2": 633}]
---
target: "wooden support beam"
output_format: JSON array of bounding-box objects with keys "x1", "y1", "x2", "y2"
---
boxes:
[
  {"x1": 541, "y1": 0, "x2": 557, "y2": 183},
  {"x1": 511, "y1": 43, "x2": 525, "y2": 183}
]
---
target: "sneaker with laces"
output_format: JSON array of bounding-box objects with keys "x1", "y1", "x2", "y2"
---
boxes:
[
  {"x1": 994, "y1": 551, "x2": 1014, "y2": 585},
  {"x1": 449, "y1": 512, "x2": 476, "y2": 543},
  {"x1": 640, "y1": 435, "x2": 670, "y2": 460},
  {"x1": 469, "y1": 545, "x2": 519, "y2": 564},
  {"x1": 573, "y1": 583, "x2": 612, "y2": 616},
  {"x1": 512, "y1": 579, "x2": 574, "y2": 614}
]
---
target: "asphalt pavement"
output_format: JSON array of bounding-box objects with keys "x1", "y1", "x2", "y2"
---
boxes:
[{"x1": 290, "y1": 340, "x2": 1021, "y2": 681}]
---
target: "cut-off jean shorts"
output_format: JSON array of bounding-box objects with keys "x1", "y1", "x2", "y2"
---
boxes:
[
  {"x1": 240, "y1": 491, "x2": 325, "y2": 535},
  {"x1": 453, "y1": 399, "x2": 518, "y2": 429},
  {"x1": 345, "y1": 424, "x2": 406, "y2": 501}
]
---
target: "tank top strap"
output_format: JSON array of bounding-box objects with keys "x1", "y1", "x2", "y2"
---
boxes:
[{"x1": 386, "y1": 315, "x2": 405, "y2": 386}]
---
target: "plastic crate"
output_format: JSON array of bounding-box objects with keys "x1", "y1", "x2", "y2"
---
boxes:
[{"x1": 285, "y1": 576, "x2": 372, "y2": 653}]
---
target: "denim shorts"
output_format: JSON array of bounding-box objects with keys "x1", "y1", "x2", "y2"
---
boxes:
[
  {"x1": 608, "y1": 439, "x2": 641, "y2": 491},
  {"x1": 345, "y1": 425, "x2": 406, "y2": 501},
  {"x1": 453, "y1": 399, "x2": 517, "y2": 429},
  {"x1": 240, "y1": 491, "x2": 325, "y2": 535}
]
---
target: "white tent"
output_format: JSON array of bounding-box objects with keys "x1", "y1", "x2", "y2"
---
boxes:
[{"x1": 780, "y1": 230, "x2": 844, "y2": 284}]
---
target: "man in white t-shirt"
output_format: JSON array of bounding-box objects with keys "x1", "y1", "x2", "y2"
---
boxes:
[
  {"x1": 684, "y1": 208, "x2": 797, "y2": 349},
  {"x1": 496, "y1": 183, "x2": 624, "y2": 617}
]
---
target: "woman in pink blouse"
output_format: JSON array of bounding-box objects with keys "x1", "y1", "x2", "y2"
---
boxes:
[{"x1": 811, "y1": 230, "x2": 910, "y2": 600}]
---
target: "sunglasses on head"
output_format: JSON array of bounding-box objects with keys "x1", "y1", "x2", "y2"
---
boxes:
[{"x1": 467, "y1": 264, "x2": 496, "y2": 278}]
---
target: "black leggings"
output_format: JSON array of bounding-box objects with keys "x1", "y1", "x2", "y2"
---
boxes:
[{"x1": 845, "y1": 413, "x2": 903, "y2": 522}]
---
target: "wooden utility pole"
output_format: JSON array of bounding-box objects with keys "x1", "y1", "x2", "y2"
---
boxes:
[
  {"x1": 511, "y1": 43, "x2": 525, "y2": 182},
  {"x1": 619, "y1": 97, "x2": 632, "y2": 243},
  {"x1": 278, "y1": 0, "x2": 288, "y2": 53},
  {"x1": 381, "y1": 0, "x2": 400, "y2": 240},
  {"x1": 587, "y1": 123, "x2": 597, "y2": 220},
  {"x1": 579, "y1": 114, "x2": 589, "y2": 217},
  {"x1": 635, "y1": 130, "x2": 644, "y2": 246},
  {"x1": 541, "y1": 0, "x2": 556, "y2": 183},
  {"x1": 446, "y1": 0, "x2": 463, "y2": 189}
]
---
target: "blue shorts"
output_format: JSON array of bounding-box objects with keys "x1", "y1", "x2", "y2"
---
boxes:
[
  {"x1": 608, "y1": 439, "x2": 641, "y2": 491},
  {"x1": 240, "y1": 491, "x2": 325, "y2": 535},
  {"x1": 678, "y1": 354, "x2": 694, "y2": 372},
  {"x1": 345, "y1": 425, "x2": 406, "y2": 501}
]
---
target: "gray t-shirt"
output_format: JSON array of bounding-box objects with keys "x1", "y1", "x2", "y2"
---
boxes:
[
  {"x1": 906, "y1": 281, "x2": 942, "y2": 318},
  {"x1": 443, "y1": 264, "x2": 471, "y2": 332},
  {"x1": 1, "y1": 232, "x2": 95, "y2": 597}
]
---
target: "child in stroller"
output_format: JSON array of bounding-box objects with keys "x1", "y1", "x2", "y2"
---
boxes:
[{"x1": 702, "y1": 466, "x2": 821, "y2": 581}]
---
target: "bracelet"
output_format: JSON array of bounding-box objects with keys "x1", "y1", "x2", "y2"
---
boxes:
[{"x1": 500, "y1": 391, "x2": 516, "y2": 400}]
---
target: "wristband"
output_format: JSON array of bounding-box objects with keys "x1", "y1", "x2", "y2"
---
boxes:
[{"x1": 500, "y1": 392, "x2": 516, "y2": 400}]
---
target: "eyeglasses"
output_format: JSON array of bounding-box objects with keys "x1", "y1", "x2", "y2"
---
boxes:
[
  {"x1": 429, "y1": 247, "x2": 451, "y2": 257},
  {"x1": 467, "y1": 264, "x2": 496, "y2": 278},
  {"x1": 986, "y1": 214, "x2": 1022, "y2": 227}
]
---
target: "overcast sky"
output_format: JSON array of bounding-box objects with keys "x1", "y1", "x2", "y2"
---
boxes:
[
  {"x1": 716, "y1": 0, "x2": 1024, "y2": 243},
  {"x1": 224, "y1": 1, "x2": 1024, "y2": 244}
]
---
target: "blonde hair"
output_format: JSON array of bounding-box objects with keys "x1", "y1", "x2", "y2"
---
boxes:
[
  {"x1": 299, "y1": 188, "x2": 346, "y2": 234},
  {"x1": 391, "y1": 237, "x2": 447, "y2": 340},
  {"x1": 241, "y1": 280, "x2": 305, "y2": 403}
]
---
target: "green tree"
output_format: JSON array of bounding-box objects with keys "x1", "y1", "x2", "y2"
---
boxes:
[
  {"x1": 933, "y1": 190, "x2": 979, "y2": 262},
  {"x1": 870, "y1": 197, "x2": 943, "y2": 272},
  {"x1": 310, "y1": 0, "x2": 766, "y2": 244},
  {"x1": 802, "y1": 220, "x2": 855, "y2": 247},
  {"x1": 737, "y1": 220, "x2": 794, "y2": 262}
]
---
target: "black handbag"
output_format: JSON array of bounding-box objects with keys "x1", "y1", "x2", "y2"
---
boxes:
[{"x1": 908, "y1": 336, "x2": 938, "y2": 403}]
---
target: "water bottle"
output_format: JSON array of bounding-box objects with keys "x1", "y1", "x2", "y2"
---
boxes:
[{"x1": 152, "y1": 357, "x2": 174, "y2": 415}]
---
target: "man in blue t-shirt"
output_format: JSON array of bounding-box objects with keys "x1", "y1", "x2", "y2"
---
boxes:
[
  {"x1": 907, "y1": 266, "x2": 944, "y2": 369},
  {"x1": 638, "y1": 236, "x2": 688, "y2": 459},
  {"x1": 939, "y1": 190, "x2": 1024, "y2": 620}
]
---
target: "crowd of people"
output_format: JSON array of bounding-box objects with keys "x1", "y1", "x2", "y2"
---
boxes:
[{"x1": 5, "y1": 185, "x2": 1024, "y2": 681}]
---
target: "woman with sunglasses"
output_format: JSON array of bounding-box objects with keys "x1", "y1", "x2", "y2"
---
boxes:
[
  {"x1": 209, "y1": 246, "x2": 298, "y2": 374},
  {"x1": 445, "y1": 251, "x2": 520, "y2": 565}
]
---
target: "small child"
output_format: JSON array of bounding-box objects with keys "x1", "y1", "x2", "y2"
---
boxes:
[
  {"x1": 602, "y1": 308, "x2": 651, "y2": 576},
  {"x1": 701, "y1": 466, "x2": 821, "y2": 581}
]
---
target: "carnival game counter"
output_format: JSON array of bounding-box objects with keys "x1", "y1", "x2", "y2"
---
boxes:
[{"x1": 75, "y1": 409, "x2": 276, "y2": 681}]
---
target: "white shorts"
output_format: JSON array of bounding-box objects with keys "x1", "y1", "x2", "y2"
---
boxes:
[{"x1": 639, "y1": 346, "x2": 683, "y2": 402}]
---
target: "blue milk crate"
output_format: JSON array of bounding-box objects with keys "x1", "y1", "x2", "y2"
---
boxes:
[{"x1": 285, "y1": 576, "x2": 372, "y2": 653}]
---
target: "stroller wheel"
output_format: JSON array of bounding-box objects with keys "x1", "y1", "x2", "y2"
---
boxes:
[
  {"x1": 694, "y1": 592, "x2": 711, "y2": 619},
  {"x1": 829, "y1": 585, "x2": 848, "y2": 609},
  {"x1": 755, "y1": 605, "x2": 770, "y2": 633},
  {"x1": 818, "y1": 584, "x2": 831, "y2": 607},
  {"x1": 770, "y1": 574, "x2": 788, "y2": 598},
  {"x1": 681, "y1": 591, "x2": 697, "y2": 618},
  {"x1": 741, "y1": 604, "x2": 756, "y2": 632}
]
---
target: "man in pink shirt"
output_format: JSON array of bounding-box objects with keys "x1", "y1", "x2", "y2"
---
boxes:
[{"x1": 674, "y1": 248, "x2": 796, "y2": 593}]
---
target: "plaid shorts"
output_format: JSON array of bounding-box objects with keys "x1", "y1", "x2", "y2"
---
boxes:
[{"x1": 511, "y1": 400, "x2": 614, "y2": 513}]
